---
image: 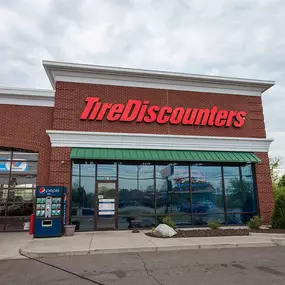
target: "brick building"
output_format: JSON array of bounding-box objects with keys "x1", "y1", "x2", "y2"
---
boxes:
[{"x1": 0, "y1": 61, "x2": 274, "y2": 231}]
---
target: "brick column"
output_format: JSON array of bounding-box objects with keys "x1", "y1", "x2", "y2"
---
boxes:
[
  {"x1": 49, "y1": 147, "x2": 72, "y2": 224},
  {"x1": 254, "y1": 152, "x2": 274, "y2": 224}
]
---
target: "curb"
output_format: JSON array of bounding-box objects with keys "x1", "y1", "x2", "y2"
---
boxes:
[
  {"x1": 272, "y1": 238, "x2": 285, "y2": 247},
  {"x1": 19, "y1": 241, "x2": 276, "y2": 258},
  {"x1": 249, "y1": 233, "x2": 285, "y2": 238}
]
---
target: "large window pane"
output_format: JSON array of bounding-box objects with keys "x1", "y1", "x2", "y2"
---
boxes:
[
  {"x1": 0, "y1": 204, "x2": 6, "y2": 216},
  {"x1": 0, "y1": 217, "x2": 5, "y2": 231},
  {"x1": 12, "y1": 152, "x2": 38, "y2": 161},
  {"x1": 8, "y1": 174, "x2": 36, "y2": 188},
  {"x1": 0, "y1": 175, "x2": 9, "y2": 203},
  {"x1": 192, "y1": 214, "x2": 225, "y2": 226},
  {"x1": 0, "y1": 174, "x2": 9, "y2": 188},
  {"x1": 241, "y1": 164, "x2": 256, "y2": 213},
  {"x1": 6, "y1": 203, "x2": 33, "y2": 216},
  {"x1": 7, "y1": 188, "x2": 34, "y2": 203},
  {"x1": 191, "y1": 165, "x2": 225, "y2": 223},
  {"x1": 156, "y1": 164, "x2": 190, "y2": 226},
  {"x1": 71, "y1": 162, "x2": 95, "y2": 231},
  {"x1": 0, "y1": 150, "x2": 12, "y2": 160},
  {"x1": 0, "y1": 149, "x2": 38, "y2": 231},
  {"x1": 224, "y1": 165, "x2": 257, "y2": 224},
  {"x1": 10, "y1": 161, "x2": 38, "y2": 174},
  {"x1": 5, "y1": 217, "x2": 29, "y2": 231},
  {"x1": 0, "y1": 189, "x2": 8, "y2": 203},
  {"x1": 226, "y1": 164, "x2": 256, "y2": 224},
  {"x1": 118, "y1": 163, "x2": 155, "y2": 229},
  {"x1": 224, "y1": 166, "x2": 240, "y2": 213},
  {"x1": 97, "y1": 162, "x2": 117, "y2": 180}
]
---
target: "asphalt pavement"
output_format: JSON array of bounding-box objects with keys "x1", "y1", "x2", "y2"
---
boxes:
[{"x1": 1, "y1": 247, "x2": 285, "y2": 285}]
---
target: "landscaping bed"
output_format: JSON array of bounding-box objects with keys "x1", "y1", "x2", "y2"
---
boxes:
[
  {"x1": 251, "y1": 229, "x2": 285, "y2": 234},
  {"x1": 146, "y1": 228, "x2": 250, "y2": 238},
  {"x1": 146, "y1": 228, "x2": 285, "y2": 238}
]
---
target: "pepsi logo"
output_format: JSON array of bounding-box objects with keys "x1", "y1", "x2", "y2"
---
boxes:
[{"x1": 39, "y1": 187, "x2": 46, "y2": 193}]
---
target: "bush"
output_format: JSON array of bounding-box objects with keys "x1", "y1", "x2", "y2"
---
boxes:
[
  {"x1": 273, "y1": 185, "x2": 285, "y2": 200},
  {"x1": 271, "y1": 193, "x2": 285, "y2": 229},
  {"x1": 207, "y1": 220, "x2": 221, "y2": 230},
  {"x1": 247, "y1": 216, "x2": 262, "y2": 230},
  {"x1": 162, "y1": 215, "x2": 176, "y2": 229}
]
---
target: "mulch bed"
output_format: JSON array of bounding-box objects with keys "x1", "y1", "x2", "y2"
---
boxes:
[
  {"x1": 251, "y1": 229, "x2": 285, "y2": 234},
  {"x1": 145, "y1": 228, "x2": 285, "y2": 238}
]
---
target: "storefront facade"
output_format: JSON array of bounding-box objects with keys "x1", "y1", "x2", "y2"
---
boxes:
[{"x1": 0, "y1": 61, "x2": 275, "y2": 231}]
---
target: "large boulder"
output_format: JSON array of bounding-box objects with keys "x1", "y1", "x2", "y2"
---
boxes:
[{"x1": 152, "y1": 224, "x2": 177, "y2": 238}]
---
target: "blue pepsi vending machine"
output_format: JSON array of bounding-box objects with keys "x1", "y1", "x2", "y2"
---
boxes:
[{"x1": 34, "y1": 186, "x2": 67, "y2": 238}]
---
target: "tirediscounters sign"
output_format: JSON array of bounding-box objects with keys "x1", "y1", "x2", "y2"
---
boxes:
[{"x1": 80, "y1": 97, "x2": 246, "y2": 128}]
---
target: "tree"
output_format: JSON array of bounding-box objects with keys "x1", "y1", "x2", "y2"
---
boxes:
[
  {"x1": 269, "y1": 157, "x2": 282, "y2": 186},
  {"x1": 271, "y1": 193, "x2": 285, "y2": 229},
  {"x1": 269, "y1": 157, "x2": 285, "y2": 199},
  {"x1": 227, "y1": 177, "x2": 253, "y2": 210},
  {"x1": 71, "y1": 181, "x2": 87, "y2": 207},
  {"x1": 278, "y1": 174, "x2": 285, "y2": 187}
]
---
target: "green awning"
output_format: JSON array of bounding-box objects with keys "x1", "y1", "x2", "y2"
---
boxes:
[{"x1": 70, "y1": 148, "x2": 260, "y2": 163}]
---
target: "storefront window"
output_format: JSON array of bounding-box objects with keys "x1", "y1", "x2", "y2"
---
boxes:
[
  {"x1": 0, "y1": 150, "x2": 12, "y2": 160},
  {"x1": 191, "y1": 165, "x2": 225, "y2": 225},
  {"x1": 70, "y1": 160, "x2": 258, "y2": 230},
  {"x1": 71, "y1": 162, "x2": 95, "y2": 231},
  {"x1": 156, "y1": 164, "x2": 191, "y2": 226},
  {"x1": 118, "y1": 163, "x2": 155, "y2": 229},
  {"x1": 0, "y1": 148, "x2": 38, "y2": 232},
  {"x1": 97, "y1": 162, "x2": 117, "y2": 180},
  {"x1": 224, "y1": 165, "x2": 256, "y2": 224}
]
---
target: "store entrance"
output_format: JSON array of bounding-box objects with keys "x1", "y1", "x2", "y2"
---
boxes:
[{"x1": 95, "y1": 181, "x2": 117, "y2": 230}]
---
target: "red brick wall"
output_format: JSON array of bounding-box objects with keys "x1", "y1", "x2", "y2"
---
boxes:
[
  {"x1": 0, "y1": 104, "x2": 53, "y2": 185},
  {"x1": 254, "y1": 152, "x2": 274, "y2": 223},
  {"x1": 0, "y1": 81, "x2": 273, "y2": 225},
  {"x1": 53, "y1": 82, "x2": 266, "y2": 138},
  {"x1": 49, "y1": 147, "x2": 72, "y2": 223}
]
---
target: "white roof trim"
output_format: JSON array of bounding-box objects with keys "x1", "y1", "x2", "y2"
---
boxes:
[
  {"x1": 0, "y1": 87, "x2": 54, "y2": 107},
  {"x1": 43, "y1": 60, "x2": 274, "y2": 96},
  {"x1": 46, "y1": 130, "x2": 273, "y2": 153}
]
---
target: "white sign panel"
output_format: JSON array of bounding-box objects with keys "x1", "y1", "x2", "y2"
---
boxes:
[{"x1": 99, "y1": 198, "x2": 115, "y2": 215}]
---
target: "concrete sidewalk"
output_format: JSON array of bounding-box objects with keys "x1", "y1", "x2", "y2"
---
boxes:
[
  {"x1": 0, "y1": 232, "x2": 32, "y2": 260},
  {"x1": 18, "y1": 230, "x2": 280, "y2": 258}
]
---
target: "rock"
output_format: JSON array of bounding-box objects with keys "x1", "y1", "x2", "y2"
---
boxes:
[{"x1": 152, "y1": 224, "x2": 177, "y2": 238}]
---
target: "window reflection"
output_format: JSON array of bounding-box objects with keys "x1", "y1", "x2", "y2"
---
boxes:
[
  {"x1": 224, "y1": 165, "x2": 256, "y2": 224},
  {"x1": 71, "y1": 162, "x2": 95, "y2": 231},
  {"x1": 156, "y1": 164, "x2": 190, "y2": 226},
  {"x1": 0, "y1": 151, "x2": 12, "y2": 160},
  {"x1": 0, "y1": 149, "x2": 38, "y2": 231},
  {"x1": 191, "y1": 165, "x2": 224, "y2": 225},
  {"x1": 70, "y1": 160, "x2": 258, "y2": 230},
  {"x1": 12, "y1": 152, "x2": 38, "y2": 161},
  {"x1": 118, "y1": 163, "x2": 155, "y2": 229},
  {"x1": 97, "y1": 163, "x2": 117, "y2": 180}
]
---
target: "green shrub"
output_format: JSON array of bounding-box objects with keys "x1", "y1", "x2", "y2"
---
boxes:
[
  {"x1": 271, "y1": 193, "x2": 285, "y2": 229},
  {"x1": 207, "y1": 220, "x2": 221, "y2": 230},
  {"x1": 247, "y1": 216, "x2": 262, "y2": 230},
  {"x1": 162, "y1": 215, "x2": 176, "y2": 229}
]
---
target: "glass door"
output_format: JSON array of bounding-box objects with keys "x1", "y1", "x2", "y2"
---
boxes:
[{"x1": 95, "y1": 182, "x2": 116, "y2": 230}]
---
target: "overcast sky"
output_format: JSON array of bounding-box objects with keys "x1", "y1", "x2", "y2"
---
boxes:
[{"x1": 0, "y1": 0, "x2": 284, "y2": 168}]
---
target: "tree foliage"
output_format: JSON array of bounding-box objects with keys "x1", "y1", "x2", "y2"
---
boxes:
[
  {"x1": 269, "y1": 157, "x2": 285, "y2": 200},
  {"x1": 269, "y1": 156, "x2": 282, "y2": 185},
  {"x1": 271, "y1": 193, "x2": 285, "y2": 229}
]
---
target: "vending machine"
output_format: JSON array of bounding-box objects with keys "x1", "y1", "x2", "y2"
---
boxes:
[{"x1": 34, "y1": 186, "x2": 67, "y2": 238}]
